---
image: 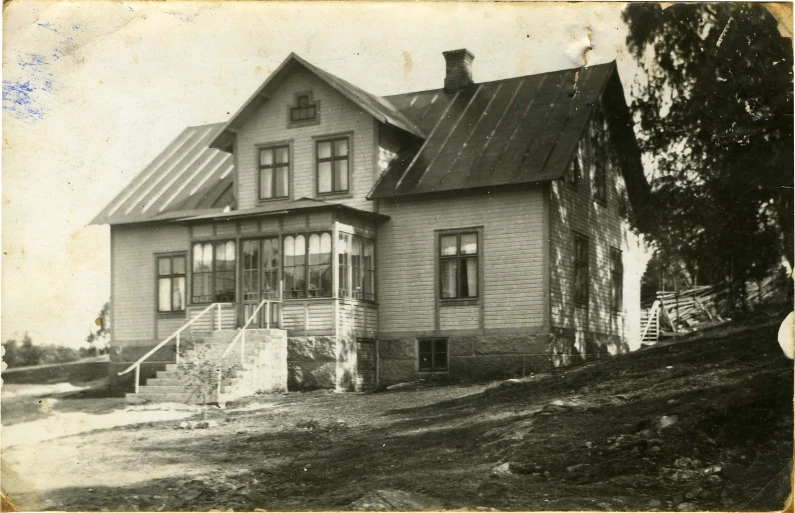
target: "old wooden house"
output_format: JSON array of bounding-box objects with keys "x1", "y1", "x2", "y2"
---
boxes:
[{"x1": 92, "y1": 49, "x2": 650, "y2": 400}]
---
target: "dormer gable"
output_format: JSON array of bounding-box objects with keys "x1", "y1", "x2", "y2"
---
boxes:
[{"x1": 209, "y1": 53, "x2": 425, "y2": 153}]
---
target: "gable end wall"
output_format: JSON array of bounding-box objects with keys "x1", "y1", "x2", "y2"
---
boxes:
[
  {"x1": 235, "y1": 67, "x2": 376, "y2": 211},
  {"x1": 549, "y1": 106, "x2": 640, "y2": 363}
]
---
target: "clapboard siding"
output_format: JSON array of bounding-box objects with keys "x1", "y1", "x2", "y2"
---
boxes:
[
  {"x1": 439, "y1": 305, "x2": 479, "y2": 330},
  {"x1": 280, "y1": 300, "x2": 335, "y2": 333},
  {"x1": 378, "y1": 189, "x2": 546, "y2": 332},
  {"x1": 281, "y1": 302, "x2": 305, "y2": 331},
  {"x1": 236, "y1": 66, "x2": 376, "y2": 211},
  {"x1": 157, "y1": 317, "x2": 185, "y2": 339},
  {"x1": 307, "y1": 301, "x2": 334, "y2": 331},
  {"x1": 111, "y1": 224, "x2": 190, "y2": 343},
  {"x1": 185, "y1": 303, "x2": 236, "y2": 334},
  {"x1": 549, "y1": 107, "x2": 625, "y2": 337},
  {"x1": 337, "y1": 301, "x2": 378, "y2": 335}
]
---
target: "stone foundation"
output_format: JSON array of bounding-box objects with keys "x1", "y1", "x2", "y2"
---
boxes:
[
  {"x1": 377, "y1": 333, "x2": 553, "y2": 387},
  {"x1": 287, "y1": 335, "x2": 357, "y2": 392},
  {"x1": 550, "y1": 328, "x2": 627, "y2": 367}
]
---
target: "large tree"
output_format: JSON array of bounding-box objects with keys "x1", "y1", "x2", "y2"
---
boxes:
[{"x1": 622, "y1": 3, "x2": 793, "y2": 303}]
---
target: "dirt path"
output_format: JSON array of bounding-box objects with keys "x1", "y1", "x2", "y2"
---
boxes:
[{"x1": 2, "y1": 317, "x2": 792, "y2": 511}]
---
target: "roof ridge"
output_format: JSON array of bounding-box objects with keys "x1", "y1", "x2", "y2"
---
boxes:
[{"x1": 383, "y1": 61, "x2": 617, "y2": 100}]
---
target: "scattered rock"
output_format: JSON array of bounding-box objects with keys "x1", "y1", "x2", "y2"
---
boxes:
[
  {"x1": 649, "y1": 446, "x2": 661, "y2": 453},
  {"x1": 676, "y1": 502, "x2": 697, "y2": 511},
  {"x1": 630, "y1": 447, "x2": 640, "y2": 454},
  {"x1": 685, "y1": 487, "x2": 703, "y2": 500},
  {"x1": 661, "y1": 468, "x2": 702, "y2": 483},
  {"x1": 667, "y1": 398, "x2": 679, "y2": 405},
  {"x1": 597, "y1": 502, "x2": 613, "y2": 511},
  {"x1": 474, "y1": 507, "x2": 498, "y2": 511},
  {"x1": 386, "y1": 381, "x2": 421, "y2": 391},
  {"x1": 349, "y1": 489, "x2": 444, "y2": 511},
  {"x1": 566, "y1": 463, "x2": 589, "y2": 472},
  {"x1": 707, "y1": 474, "x2": 722, "y2": 484},
  {"x1": 177, "y1": 420, "x2": 219, "y2": 430},
  {"x1": 490, "y1": 462, "x2": 515, "y2": 478},
  {"x1": 506, "y1": 462, "x2": 534, "y2": 475},
  {"x1": 659, "y1": 415, "x2": 678, "y2": 429},
  {"x1": 674, "y1": 457, "x2": 702, "y2": 470},
  {"x1": 648, "y1": 499, "x2": 661, "y2": 508},
  {"x1": 583, "y1": 441, "x2": 594, "y2": 449},
  {"x1": 637, "y1": 429, "x2": 653, "y2": 438}
]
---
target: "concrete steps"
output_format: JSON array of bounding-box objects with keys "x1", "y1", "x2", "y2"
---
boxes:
[{"x1": 126, "y1": 328, "x2": 287, "y2": 405}]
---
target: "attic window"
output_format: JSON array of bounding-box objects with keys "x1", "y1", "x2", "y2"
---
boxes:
[{"x1": 289, "y1": 92, "x2": 318, "y2": 125}]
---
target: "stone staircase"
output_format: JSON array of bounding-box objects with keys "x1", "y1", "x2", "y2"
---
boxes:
[{"x1": 126, "y1": 328, "x2": 288, "y2": 404}]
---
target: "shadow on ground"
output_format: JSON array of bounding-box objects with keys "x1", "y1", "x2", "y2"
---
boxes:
[{"x1": 11, "y1": 317, "x2": 794, "y2": 512}]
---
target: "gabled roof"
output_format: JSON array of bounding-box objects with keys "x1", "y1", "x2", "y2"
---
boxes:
[
  {"x1": 209, "y1": 53, "x2": 425, "y2": 152},
  {"x1": 369, "y1": 62, "x2": 620, "y2": 199},
  {"x1": 91, "y1": 124, "x2": 234, "y2": 225}
]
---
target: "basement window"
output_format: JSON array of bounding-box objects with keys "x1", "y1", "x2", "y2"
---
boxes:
[{"x1": 418, "y1": 338, "x2": 448, "y2": 372}]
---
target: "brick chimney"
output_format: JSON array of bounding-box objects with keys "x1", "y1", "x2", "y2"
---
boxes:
[{"x1": 443, "y1": 49, "x2": 474, "y2": 90}]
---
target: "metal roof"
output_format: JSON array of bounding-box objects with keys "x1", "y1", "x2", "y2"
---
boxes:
[
  {"x1": 176, "y1": 197, "x2": 390, "y2": 223},
  {"x1": 209, "y1": 53, "x2": 425, "y2": 152},
  {"x1": 369, "y1": 62, "x2": 618, "y2": 199},
  {"x1": 91, "y1": 123, "x2": 234, "y2": 225}
]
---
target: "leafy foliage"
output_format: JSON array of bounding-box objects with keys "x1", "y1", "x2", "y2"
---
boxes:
[
  {"x1": 622, "y1": 3, "x2": 793, "y2": 300},
  {"x1": 178, "y1": 344, "x2": 235, "y2": 417},
  {"x1": 85, "y1": 301, "x2": 111, "y2": 354},
  {"x1": 2, "y1": 334, "x2": 82, "y2": 368}
]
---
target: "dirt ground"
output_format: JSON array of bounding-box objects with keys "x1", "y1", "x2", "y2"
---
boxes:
[{"x1": 2, "y1": 314, "x2": 792, "y2": 511}]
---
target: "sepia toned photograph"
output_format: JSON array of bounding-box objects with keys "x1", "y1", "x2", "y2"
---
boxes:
[{"x1": 2, "y1": 1, "x2": 793, "y2": 511}]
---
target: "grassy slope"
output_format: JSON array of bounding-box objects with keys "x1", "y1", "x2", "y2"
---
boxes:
[{"x1": 11, "y1": 315, "x2": 794, "y2": 512}]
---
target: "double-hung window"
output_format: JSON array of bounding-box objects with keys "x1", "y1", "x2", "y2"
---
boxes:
[
  {"x1": 191, "y1": 241, "x2": 236, "y2": 303},
  {"x1": 439, "y1": 231, "x2": 478, "y2": 300},
  {"x1": 418, "y1": 338, "x2": 448, "y2": 372},
  {"x1": 574, "y1": 233, "x2": 589, "y2": 306},
  {"x1": 610, "y1": 247, "x2": 623, "y2": 312},
  {"x1": 283, "y1": 233, "x2": 332, "y2": 298},
  {"x1": 317, "y1": 137, "x2": 349, "y2": 194},
  {"x1": 157, "y1": 254, "x2": 186, "y2": 313},
  {"x1": 259, "y1": 146, "x2": 289, "y2": 200}
]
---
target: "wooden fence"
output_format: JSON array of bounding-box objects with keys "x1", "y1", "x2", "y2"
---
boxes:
[{"x1": 653, "y1": 273, "x2": 788, "y2": 333}]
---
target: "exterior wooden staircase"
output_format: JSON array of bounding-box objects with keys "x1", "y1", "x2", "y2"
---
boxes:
[{"x1": 640, "y1": 300, "x2": 661, "y2": 346}]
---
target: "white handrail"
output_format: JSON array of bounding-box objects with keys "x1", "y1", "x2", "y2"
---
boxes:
[
  {"x1": 119, "y1": 303, "x2": 223, "y2": 392},
  {"x1": 640, "y1": 300, "x2": 661, "y2": 342},
  {"x1": 215, "y1": 299, "x2": 280, "y2": 399},
  {"x1": 219, "y1": 299, "x2": 277, "y2": 361}
]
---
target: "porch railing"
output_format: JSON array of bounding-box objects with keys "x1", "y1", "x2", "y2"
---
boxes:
[
  {"x1": 118, "y1": 302, "x2": 224, "y2": 394},
  {"x1": 216, "y1": 299, "x2": 282, "y2": 398}
]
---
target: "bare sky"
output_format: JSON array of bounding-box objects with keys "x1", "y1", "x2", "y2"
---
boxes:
[{"x1": 2, "y1": 1, "x2": 633, "y2": 348}]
